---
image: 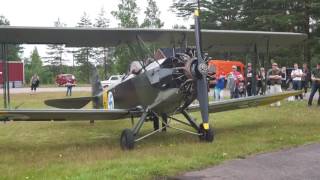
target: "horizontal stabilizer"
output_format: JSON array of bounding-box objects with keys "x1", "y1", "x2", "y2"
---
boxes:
[{"x1": 45, "y1": 97, "x2": 92, "y2": 109}]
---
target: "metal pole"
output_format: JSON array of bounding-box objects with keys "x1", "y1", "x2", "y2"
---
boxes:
[
  {"x1": 252, "y1": 44, "x2": 258, "y2": 95},
  {"x1": 1, "y1": 43, "x2": 7, "y2": 108},
  {"x1": 5, "y1": 44, "x2": 10, "y2": 108}
]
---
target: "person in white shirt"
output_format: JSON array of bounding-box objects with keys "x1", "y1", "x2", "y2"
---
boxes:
[{"x1": 291, "y1": 63, "x2": 303, "y2": 100}]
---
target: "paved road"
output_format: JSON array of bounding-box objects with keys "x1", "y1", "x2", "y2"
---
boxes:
[
  {"x1": 173, "y1": 143, "x2": 320, "y2": 180},
  {"x1": 0, "y1": 87, "x2": 91, "y2": 94}
]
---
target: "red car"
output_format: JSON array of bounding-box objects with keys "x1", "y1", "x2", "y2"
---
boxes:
[{"x1": 55, "y1": 74, "x2": 76, "y2": 86}]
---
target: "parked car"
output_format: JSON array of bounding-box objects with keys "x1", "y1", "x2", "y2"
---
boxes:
[
  {"x1": 55, "y1": 74, "x2": 76, "y2": 86},
  {"x1": 101, "y1": 75, "x2": 124, "y2": 88}
]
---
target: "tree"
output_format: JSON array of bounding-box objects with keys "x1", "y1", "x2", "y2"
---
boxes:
[
  {"x1": 141, "y1": 0, "x2": 164, "y2": 28},
  {"x1": 30, "y1": 47, "x2": 42, "y2": 74},
  {"x1": 45, "y1": 18, "x2": 67, "y2": 76},
  {"x1": 74, "y1": 12, "x2": 95, "y2": 83},
  {"x1": 0, "y1": 15, "x2": 23, "y2": 61},
  {"x1": 93, "y1": 8, "x2": 110, "y2": 79},
  {"x1": 111, "y1": 0, "x2": 140, "y2": 73},
  {"x1": 171, "y1": 0, "x2": 243, "y2": 29},
  {"x1": 171, "y1": 0, "x2": 320, "y2": 67},
  {"x1": 111, "y1": 0, "x2": 139, "y2": 28}
]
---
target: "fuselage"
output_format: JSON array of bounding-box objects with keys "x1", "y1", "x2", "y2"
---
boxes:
[{"x1": 103, "y1": 56, "x2": 196, "y2": 115}]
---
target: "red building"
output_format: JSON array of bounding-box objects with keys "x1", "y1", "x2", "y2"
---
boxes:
[{"x1": 0, "y1": 61, "x2": 24, "y2": 88}]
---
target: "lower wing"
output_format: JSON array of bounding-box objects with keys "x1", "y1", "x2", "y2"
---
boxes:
[
  {"x1": 0, "y1": 109, "x2": 142, "y2": 121},
  {"x1": 0, "y1": 91, "x2": 301, "y2": 121},
  {"x1": 187, "y1": 91, "x2": 302, "y2": 113}
]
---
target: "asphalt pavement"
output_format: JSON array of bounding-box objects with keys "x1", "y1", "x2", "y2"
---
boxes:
[{"x1": 173, "y1": 143, "x2": 320, "y2": 180}]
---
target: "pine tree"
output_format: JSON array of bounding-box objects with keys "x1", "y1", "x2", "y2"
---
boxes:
[
  {"x1": 74, "y1": 12, "x2": 95, "y2": 83},
  {"x1": 0, "y1": 15, "x2": 23, "y2": 61},
  {"x1": 171, "y1": 0, "x2": 243, "y2": 30},
  {"x1": 141, "y1": 0, "x2": 164, "y2": 28},
  {"x1": 111, "y1": 0, "x2": 140, "y2": 73},
  {"x1": 111, "y1": 0, "x2": 139, "y2": 28},
  {"x1": 93, "y1": 8, "x2": 110, "y2": 79},
  {"x1": 45, "y1": 18, "x2": 66, "y2": 76}
]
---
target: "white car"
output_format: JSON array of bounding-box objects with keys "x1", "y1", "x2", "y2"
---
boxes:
[{"x1": 101, "y1": 75, "x2": 124, "y2": 88}]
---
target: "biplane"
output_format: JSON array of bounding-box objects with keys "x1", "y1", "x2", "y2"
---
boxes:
[{"x1": 0, "y1": 5, "x2": 306, "y2": 150}]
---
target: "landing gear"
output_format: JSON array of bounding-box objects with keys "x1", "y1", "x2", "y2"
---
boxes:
[
  {"x1": 119, "y1": 109, "x2": 214, "y2": 150},
  {"x1": 120, "y1": 129, "x2": 135, "y2": 150},
  {"x1": 198, "y1": 123, "x2": 214, "y2": 142}
]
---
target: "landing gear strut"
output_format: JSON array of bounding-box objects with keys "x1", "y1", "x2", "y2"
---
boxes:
[{"x1": 119, "y1": 109, "x2": 215, "y2": 150}]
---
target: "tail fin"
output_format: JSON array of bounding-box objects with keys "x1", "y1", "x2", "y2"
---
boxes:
[{"x1": 91, "y1": 66, "x2": 104, "y2": 109}]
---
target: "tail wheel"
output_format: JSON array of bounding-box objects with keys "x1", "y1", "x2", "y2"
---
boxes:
[
  {"x1": 120, "y1": 129, "x2": 135, "y2": 150},
  {"x1": 198, "y1": 123, "x2": 214, "y2": 142}
]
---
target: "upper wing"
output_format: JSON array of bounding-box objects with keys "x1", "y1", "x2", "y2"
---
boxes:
[
  {"x1": 0, "y1": 109, "x2": 142, "y2": 121},
  {"x1": 0, "y1": 26, "x2": 306, "y2": 52},
  {"x1": 187, "y1": 91, "x2": 302, "y2": 114}
]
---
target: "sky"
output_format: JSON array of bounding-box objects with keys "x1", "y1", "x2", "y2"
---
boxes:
[{"x1": 0, "y1": 0, "x2": 192, "y2": 63}]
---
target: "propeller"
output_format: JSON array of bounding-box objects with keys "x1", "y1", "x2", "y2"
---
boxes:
[{"x1": 194, "y1": 0, "x2": 210, "y2": 131}]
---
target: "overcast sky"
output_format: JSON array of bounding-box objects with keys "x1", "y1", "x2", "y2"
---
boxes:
[{"x1": 0, "y1": 0, "x2": 192, "y2": 61}]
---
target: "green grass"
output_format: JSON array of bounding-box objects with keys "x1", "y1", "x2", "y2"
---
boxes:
[{"x1": 0, "y1": 92, "x2": 319, "y2": 179}]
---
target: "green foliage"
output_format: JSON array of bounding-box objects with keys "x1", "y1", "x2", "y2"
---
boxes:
[
  {"x1": 45, "y1": 18, "x2": 67, "y2": 76},
  {"x1": 0, "y1": 15, "x2": 23, "y2": 61},
  {"x1": 24, "y1": 47, "x2": 54, "y2": 84},
  {"x1": 141, "y1": 0, "x2": 164, "y2": 28},
  {"x1": 93, "y1": 8, "x2": 110, "y2": 79},
  {"x1": 111, "y1": 0, "x2": 140, "y2": 74},
  {"x1": 171, "y1": 0, "x2": 320, "y2": 67},
  {"x1": 73, "y1": 12, "x2": 95, "y2": 83},
  {"x1": 111, "y1": 0, "x2": 139, "y2": 28}
]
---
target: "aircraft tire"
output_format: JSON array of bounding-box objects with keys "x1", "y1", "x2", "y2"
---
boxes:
[
  {"x1": 198, "y1": 123, "x2": 214, "y2": 142},
  {"x1": 120, "y1": 129, "x2": 135, "y2": 150}
]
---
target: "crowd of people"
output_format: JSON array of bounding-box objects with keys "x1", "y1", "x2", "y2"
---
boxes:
[{"x1": 209, "y1": 62, "x2": 320, "y2": 107}]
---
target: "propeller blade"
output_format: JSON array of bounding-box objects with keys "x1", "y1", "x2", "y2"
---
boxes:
[
  {"x1": 194, "y1": 0, "x2": 210, "y2": 129},
  {"x1": 197, "y1": 77, "x2": 209, "y2": 123}
]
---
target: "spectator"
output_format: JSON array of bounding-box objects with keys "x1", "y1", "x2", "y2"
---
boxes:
[
  {"x1": 267, "y1": 63, "x2": 282, "y2": 106},
  {"x1": 214, "y1": 72, "x2": 225, "y2": 101},
  {"x1": 308, "y1": 63, "x2": 320, "y2": 106},
  {"x1": 208, "y1": 72, "x2": 216, "y2": 99},
  {"x1": 301, "y1": 63, "x2": 311, "y2": 96},
  {"x1": 30, "y1": 74, "x2": 39, "y2": 94},
  {"x1": 227, "y1": 65, "x2": 243, "y2": 99},
  {"x1": 238, "y1": 78, "x2": 246, "y2": 98},
  {"x1": 65, "y1": 79, "x2": 74, "y2": 96},
  {"x1": 256, "y1": 67, "x2": 266, "y2": 95},
  {"x1": 291, "y1": 63, "x2": 303, "y2": 100},
  {"x1": 246, "y1": 63, "x2": 253, "y2": 96}
]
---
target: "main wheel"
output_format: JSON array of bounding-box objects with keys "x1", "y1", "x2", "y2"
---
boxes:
[
  {"x1": 198, "y1": 123, "x2": 214, "y2": 142},
  {"x1": 120, "y1": 129, "x2": 135, "y2": 150}
]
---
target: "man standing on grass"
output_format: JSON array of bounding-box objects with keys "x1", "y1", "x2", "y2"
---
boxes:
[
  {"x1": 291, "y1": 63, "x2": 303, "y2": 100},
  {"x1": 308, "y1": 63, "x2": 320, "y2": 106},
  {"x1": 267, "y1": 63, "x2": 282, "y2": 106}
]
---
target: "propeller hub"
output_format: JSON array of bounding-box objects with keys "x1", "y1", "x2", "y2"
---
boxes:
[{"x1": 198, "y1": 62, "x2": 208, "y2": 76}]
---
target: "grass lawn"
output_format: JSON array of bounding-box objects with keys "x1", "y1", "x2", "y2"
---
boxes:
[{"x1": 0, "y1": 92, "x2": 319, "y2": 179}]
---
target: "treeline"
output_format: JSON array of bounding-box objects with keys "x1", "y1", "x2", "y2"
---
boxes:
[
  {"x1": 1, "y1": 0, "x2": 164, "y2": 84},
  {"x1": 172, "y1": 0, "x2": 320, "y2": 67}
]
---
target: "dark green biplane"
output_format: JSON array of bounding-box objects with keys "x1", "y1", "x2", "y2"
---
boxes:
[{"x1": 0, "y1": 5, "x2": 305, "y2": 150}]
